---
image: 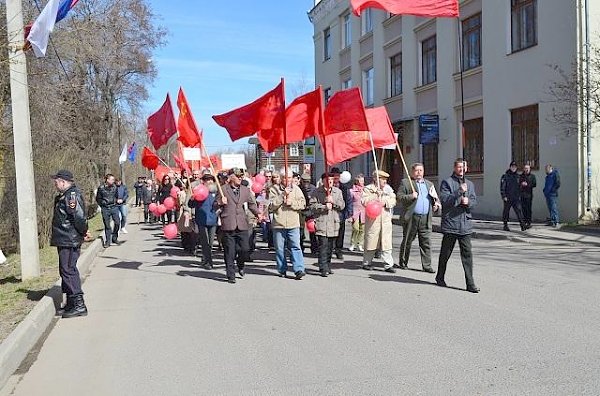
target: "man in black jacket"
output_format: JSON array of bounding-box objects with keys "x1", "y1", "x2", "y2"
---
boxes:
[
  {"x1": 51, "y1": 170, "x2": 90, "y2": 318},
  {"x1": 519, "y1": 164, "x2": 536, "y2": 227},
  {"x1": 133, "y1": 176, "x2": 145, "y2": 207},
  {"x1": 500, "y1": 161, "x2": 527, "y2": 231},
  {"x1": 96, "y1": 174, "x2": 120, "y2": 248},
  {"x1": 436, "y1": 159, "x2": 480, "y2": 293}
]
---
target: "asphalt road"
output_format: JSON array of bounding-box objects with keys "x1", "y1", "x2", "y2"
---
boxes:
[{"x1": 7, "y1": 218, "x2": 600, "y2": 395}]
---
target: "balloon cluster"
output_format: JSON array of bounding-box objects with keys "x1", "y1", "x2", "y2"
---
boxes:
[{"x1": 251, "y1": 173, "x2": 266, "y2": 194}]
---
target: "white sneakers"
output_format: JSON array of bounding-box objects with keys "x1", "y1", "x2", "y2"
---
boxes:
[
  {"x1": 121, "y1": 228, "x2": 128, "y2": 234},
  {"x1": 349, "y1": 245, "x2": 355, "y2": 252},
  {"x1": 358, "y1": 245, "x2": 364, "y2": 252}
]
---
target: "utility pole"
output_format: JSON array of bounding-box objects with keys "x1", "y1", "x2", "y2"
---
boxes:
[
  {"x1": 117, "y1": 112, "x2": 125, "y2": 182},
  {"x1": 6, "y1": 0, "x2": 41, "y2": 279}
]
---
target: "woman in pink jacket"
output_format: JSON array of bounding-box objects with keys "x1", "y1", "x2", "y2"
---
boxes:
[{"x1": 349, "y1": 174, "x2": 365, "y2": 251}]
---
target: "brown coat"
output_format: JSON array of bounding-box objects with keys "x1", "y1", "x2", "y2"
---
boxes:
[
  {"x1": 362, "y1": 184, "x2": 396, "y2": 251},
  {"x1": 215, "y1": 184, "x2": 259, "y2": 231},
  {"x1": 309, "y1": 186, "x2": 345, "y2": 237}
]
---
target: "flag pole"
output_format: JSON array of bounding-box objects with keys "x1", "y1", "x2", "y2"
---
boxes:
[
  {"x1": 395, "y1": 141, "x2": 415, "y2": 193},
  {"x1": 457, "y1": 16, "x2": 467, "y2": 183},
  {"x1": 199, "y1": 140, "x2": 225, "y2": 197},
  {"x1": 281, "y1": 77, "x2": 290, "y2": 187},
  {"x1": 317, "y1": 85, "x2": 330, "y2": 195},
  {"x1": 379, "y1": 148, "x2": 385, "y2": 171},
  {"x1": 368, "y1": 131, "x2": 381, "y2": 190}
]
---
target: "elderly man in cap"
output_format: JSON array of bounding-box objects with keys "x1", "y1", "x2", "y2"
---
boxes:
[
  {"x1": 215, "y1": 168, "x2": 260, "y2": 283},
  {"x1": 51, "y1": 170, "x2": 91, "y2": 318},
  {"x1": 361, "y1": 170, "x2": 397, "y2": 273},
  {"x1": 269, "y1": 169, "x2": 307, "y2": 279}
]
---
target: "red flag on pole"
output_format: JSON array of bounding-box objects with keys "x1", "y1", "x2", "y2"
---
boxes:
[
  {"x1": 141, "y1": 146, "x2": 160, "y2": 170},
  {"x1": 323, "y1": 87, "x2": 369, "y2": 136},
  {"x1": 351, "y1": 0, "x2": 459, "y2": 17},
  {"x1": 147, "y1": 94, "x2": 177, "y2": 150},
  {"x1": 173, "y1": 154, "x2": 190, "y2": 174},
  {"x1": 212, "y1": 81, "x2": 285, "y2": 142},
  {"x1": 177, "y1": 88, "x2": 202, "y2": 148}
]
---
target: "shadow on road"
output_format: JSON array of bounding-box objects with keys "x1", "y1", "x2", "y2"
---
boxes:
[
  {"x1": 107, "y1": 261, "x2": 144, "y2": 271},
  {"x1": 176, "y1": 269, "x2": 229, "y2": 282}
]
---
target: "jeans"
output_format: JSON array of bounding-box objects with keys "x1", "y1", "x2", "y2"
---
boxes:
[
  {"x1": 273, "y1": 228, "x2": 305, "y2": 274},
  {"x1": 101, "y1": 206, "x2": 120, "y2": 243},
  {"x1": 118, "y1": 204, "x2": 128, "y2": 228},
  {"x1": 198, "y1": 225, "x2": 217, "y2": 266},
  {"x1": 545, "y1": 195, "x2": 559, "y2": 225}
]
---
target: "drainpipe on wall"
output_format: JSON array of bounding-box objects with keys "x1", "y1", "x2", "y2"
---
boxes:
[{"x1": 585, "y1": 0, "x2": 592, "y2": 212}]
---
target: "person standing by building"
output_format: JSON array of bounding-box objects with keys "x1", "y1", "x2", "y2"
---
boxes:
[
  {"x1": 543, "y1": 164, "x2": 561, "y2": 227},
  {"x1": 500, "y1": 161, "x2": 527, "y2": 231},
  {"x1": 436, "y1": 159, "x2": 480, "y2": 293},
  {"x1": 269, "y1": 170, "x2": 307, "y2": 279},
  {"x1": 361, "y1": 170, "x2": 397, "y2": 273},
  {"x1": 520, "y1": 163, "x2": 537, "y2": 227},
  {"x1": 133, "y1": 176, "x2": 145, "y2": 207},
  {"x1": 96, "y1": 174, "x2": 120, "y2": 248},
  {"x1": 309, "y1": 173, "x2": 345, "y2": 277},
  {"x1": 216, "y1": 168, "x2": 260, "y2": 284},
  {"x1": 331, "y1": 168, "x2": 353, "y2": 260},
  {"x1": 349, "y1": 174, "x2": 366, "y2": 252},
  {"x1": 51, "y1": 170, "x2": 90, "y2": 318},
  {"x1": 115, "y1": 178, "x2": 129, "y2": 234},
  {"x1": 397, "y1": 163, "x2": 439, "y2": 272}
]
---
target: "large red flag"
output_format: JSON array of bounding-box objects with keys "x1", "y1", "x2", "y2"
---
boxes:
[
  {"x1": 351, "y1": 0, "x2": 459, "y2": 17},
  {"x1": 147, "y1": 94, "x2": 177, "y2": 150},
  {"x1": 322, "y1": 106, "x2": 397, "y2": 166},
  {"x1": 212, "y1": 81, "x2": 285, "y2": 142},
  {"x1": 141, "y1": 146, "x2": 160, "y2": 170},
  {"x1": 177, "y1": 88, "x2": 202, "y2": 148},
  {"x1": 323, "y1": 87, "x2": 369, "y2": 136},
  {"x1": 257, "y1": 86, "x2": 322, "y2": 153}
]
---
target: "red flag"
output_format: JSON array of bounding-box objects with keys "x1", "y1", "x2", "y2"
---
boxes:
[
  {"x1": 351, "y1": 0, "x2": 459, "y2": 17},
  {"x1": 322, "y1": 106, "x2": 397, "y2": 166},
  {"x1": 173, "y1": 154, "x2": 190, "y2": 174},
  {"x1": 323, "y1": 87, "x2": 369, "y2": 136},
  {"x1": 212, "y1": 81, "x2": 285, "y2": 142},
  {"x1": 147, "y1": 94, "x2": 177, "y2": 150},
  {"x1": 200, "y1": 154, "x2": 222, "y2": 171},
  {"x1": 141, "y1": 147, "x2": 160, "y2": 170},
  {"x1": 177, "y1": 88, "x2": 202, "y2": 148},
  {"x1": 257, "y1": 86, "x2": 323, "y2": 153}
]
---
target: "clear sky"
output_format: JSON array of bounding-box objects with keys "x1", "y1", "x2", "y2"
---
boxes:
[{"x1": 145, "y1": 0, "x2": 316, "y2": 154}]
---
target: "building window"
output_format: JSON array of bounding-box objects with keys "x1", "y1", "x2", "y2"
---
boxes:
[
  {"x1": 463, "y1": 118, "x2": 484, "y2": 173},
  {"x1": 363, "y1": 68, "x2": 374, "y2": 106},
  {"x1": 462, "y1": 13, "x2": 481, "y2": 71},
  {"x1": 361, "y1": 9, "x2": 373, "y2": 35},
  {"x1": 324, "y1": 27, "x2": 331, "y2": 60},
  {"x1": 343, "y1": 14, "x2": 352, "y2": 48},
  {"x1": 511, "y1": 104, "x2": 539, "y2": 169},
  {"x1": 421, "y1": 36, "x2": 436, "y2": 85},
  {"x1": 342, "y1": 78, "x2": 352, "y2": 89},
  {"x1": 511, "y1": 0, "x2": 537, "y2": 52},
  {"x1": 324, "y1": 87, "x2": 332, "y2": 104},
  {"x1": 290, "y1": 164, "x2": 300, "y2": 174},
  {"x1": 422, "y1": 143, "x2": 438, "y2": 176},
  {"x1": 289, "y1": 144, "x2": 299, "y2": 157},
  {"x1": 390, "y1": 53, "x2": 402, "y2": 97}
]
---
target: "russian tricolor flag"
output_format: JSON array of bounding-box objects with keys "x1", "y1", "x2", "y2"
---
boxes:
[{"x1": 27, "y1": 0, "x2": 79, "y2": 58}]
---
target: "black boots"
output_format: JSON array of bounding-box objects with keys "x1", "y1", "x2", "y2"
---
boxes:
[{"x1": 62, "y1": 294, "x2": 88, "y2": 318}]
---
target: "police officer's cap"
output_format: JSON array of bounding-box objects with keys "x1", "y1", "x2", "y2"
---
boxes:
[{"x1": 51, "y1": 169, "x2": 74, "y2": 182}]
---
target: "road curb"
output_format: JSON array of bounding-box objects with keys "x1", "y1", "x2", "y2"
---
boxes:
[
  {"x1": 391, "y1": 219, "x2": 511, "y2": 241},
  {"x1": 0, "y1": 238, "x2": 103, "y2": 392}
]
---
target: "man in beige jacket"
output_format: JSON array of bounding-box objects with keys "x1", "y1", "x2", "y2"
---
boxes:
[
  {"x1": 269, "y1": 170, "x2": 307, "y2": 279},
  {"x1": 361, "y1": 170, "x2": 397, "y2": 273}
]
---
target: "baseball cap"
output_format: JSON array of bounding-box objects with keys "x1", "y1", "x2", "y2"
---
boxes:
[
  {"x1": 509, "y1": 161, "x2": 517, "y2": 167},
  {"x1": 301, "y1": 173, "x2": 311, "y2": 181},
  {"x1": 50, "y1": 169, "x2": 74, "y2": 182},
  {"x1": 228, "y1": 168, "x2": 244, "y2": 177}
]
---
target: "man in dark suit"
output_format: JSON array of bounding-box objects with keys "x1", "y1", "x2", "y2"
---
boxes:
[
  {"x1": 215, "y1": 168, "x2": 260, "y2": 284},
  {"x1": 397, "y1": 163, "x2": 440, "y2": 272}
]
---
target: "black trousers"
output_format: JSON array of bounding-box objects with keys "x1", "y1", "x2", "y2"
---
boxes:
[
  {"x1": 222, "y1": 228, "x2": 250, "y2": 280},
  {"x1": 58, "y1": 246, "x2": 83, "y2": 296},
  {"x1": 135, "y1": 192, "x2": 141, "y2": 206},
  {"x1": 317, "y1": 236, "x2": 336, "y2": 273},
  {"x1": 101, "y1": 206, "x2": 120, "y2": 243},
  {"x1": 335, "y1": 220, "x2": 346, "y2": 252},
  {"x1": 437, "y1": 233, "x2": 476, "y2": 288},
  {"x1": 503, "y1": 199, "x2": 524, "y2": 226},
  {"x1": 521, "y1": 196, "x2": 533, "y2": 224}
]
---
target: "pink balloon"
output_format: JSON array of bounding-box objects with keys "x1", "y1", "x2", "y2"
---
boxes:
[
  {"x1": 254, "y1": 174, "x2": 266, "y2": 184},
  {"x1": 365, "y1": 201, "x2": 383, "y2": 219},
  {"x1": 148, "y1": 203, "x2": 157, "y2": 213},
  {"x1": 251, "y1": 182, "x2": 264, "y2": 194},
  {"x1": 157, "y1": 204, "x2": 167, "y2": 215},
  {"x1": 306, "y1": 219, "x2": 316, "y2": 233},
  {"x1": 192, "y1": 185, "x2": 209, "y2": 201},
  {"x1": 163, "y1": 224, "x2": 178, "y2": 239},
  {"x1": 163, "y1": 197, "x2": 176, "y2": 210},
  {"x1": 170, "y1": 186, "x2": 179, "y2": 198}
]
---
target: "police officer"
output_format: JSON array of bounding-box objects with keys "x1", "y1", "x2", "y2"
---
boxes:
[
  {"x1": 96, "y1": 173, "x2": 120, "y2": 247},
  {"x1": 50, "y1": 170, "x2": 90, "y2": 318}
]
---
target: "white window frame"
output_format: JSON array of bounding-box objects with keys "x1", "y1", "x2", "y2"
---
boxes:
[
  {"x1": 342, "y1": 78, "x2": 352, "y2": 89},
  {"x1": 363, "y1": 68, "x2": 374, "y2": 106},
  {"x1": 361, "y1": 9, "x2": 373, "y2": 35},
  {"x1": 289, "y1": 144, "x2": 300, "y2": 157},
  {"x1": 324, "y1": 27, "x2": 331, "y2": 61},
  {"x1": 389, "y1": 53, "x2": 402, "y2": 97},
  {"x1": 343, "y1": 13, "x2": 352, "y2": 48},
  {"x1": 290, "y1": 164, "x2": 300, "y2": 174}
]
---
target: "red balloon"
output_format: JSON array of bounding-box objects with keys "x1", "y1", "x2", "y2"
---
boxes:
[
  {"x1": 148, "y1": 203, "x2": 157, "y2": 213},
  {"x1": 163, "y1": 223, "x2": 178, "y2": 239},
  {"x1": 192, "y1": 184, "x2": 209, "y2": 201},
  {"x1": 251, "y1": 182, "x2": 264, "y2": 194},
  {"x1": 170, "y1": 186, "x2": 179, "y2": 198},
  {"x1": 163, "y1": 197, "x2": 176, "y2": 210},
  {"x1": 365, "y1": 201, "x2": 383, "y2": 219},
  {"x1": 254, "y1": 174, "x2": 266, "y2": 184},
  {"x1": 157, "y1": 204, "x2": 167, "y2": 215},
  {"x1": 306, "y1": 219, "x2": 316, "y2": 233}
]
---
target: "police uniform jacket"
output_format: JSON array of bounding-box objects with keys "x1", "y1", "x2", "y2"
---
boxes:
[
  {"x1": 51, "y1": 185, "x2": 88, "y2": 248},
  {"x1": 500, "y1": 170, "x2": 521, "y2": 201},
  {"x1": 96, "y1": 184, "x2": 118, "y2": 208}
]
